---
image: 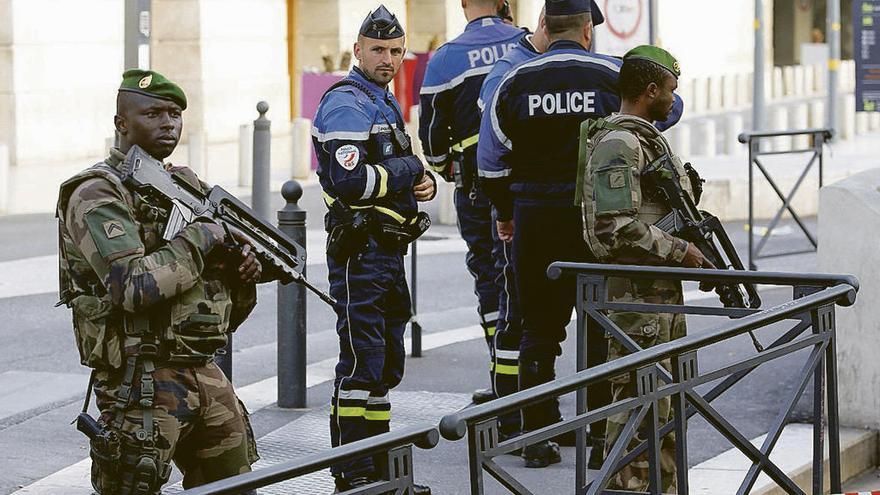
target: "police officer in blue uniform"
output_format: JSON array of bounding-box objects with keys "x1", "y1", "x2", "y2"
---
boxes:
[
  {"x1": 418, "y1": 1, "x2": 526, "y2": 413},
  {"x1": 478, "y1": 0, "x2": 684, "y2": 468},
  {"x1": 312, "y1": 6, "x2": 435, "y2": 492}
]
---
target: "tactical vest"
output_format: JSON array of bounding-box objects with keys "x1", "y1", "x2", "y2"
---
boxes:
[
  {"x1": 578, "y1": 113, "x2": 695, "y2": 261},
  {"x1": 56, "y1": 157, "x2": 236, "y2": 370}
]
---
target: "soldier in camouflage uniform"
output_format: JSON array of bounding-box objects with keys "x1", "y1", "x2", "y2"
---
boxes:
[
  {"x1": 579, "y1": 46, "x2": 714, "y2": 493},
  {"x1": 57, "y1": 69, "x2": 265, "y2": 494}
]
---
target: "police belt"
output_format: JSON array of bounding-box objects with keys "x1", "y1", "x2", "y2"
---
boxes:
[{"x1": 324, "y1": 194, "x2": 430, "y2": 259}]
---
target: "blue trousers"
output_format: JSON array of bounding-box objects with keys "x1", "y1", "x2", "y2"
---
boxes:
[
  {"x1": 455, "y1": 186, "x2": 521, "y2": 433},
  {"x1": 327, "y1": 237, "x2": 412, "y2": 480}
]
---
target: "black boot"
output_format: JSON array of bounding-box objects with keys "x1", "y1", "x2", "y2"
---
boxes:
[
  {"x1": 471, "y1": 387, "x2": 497, "y2": 404},
  {"x1": 521, "y1": 440, "x2": 561, "y2": 468}
]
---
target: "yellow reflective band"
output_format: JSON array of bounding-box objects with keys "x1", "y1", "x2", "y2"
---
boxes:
[
  {"x1": 364, "y1": 410, "x2": 392, "y2": 421},
  {"x1": 492, "y1": 363, "x2": 519, "y2": 376},
  {"x1": 753, "y1": 19, "x2": 761, "y2": 30},
  {"x1": 430, "y1": 163, "x2": 448, "y2": 173},
  {"x1": 485, "y1": 326, "x2": 496, "y2": 337},
  {"x1": 373, "y1": 206, "x2": 407, "y2": 223},
  {"x1": 376, "y1": 166, "x2": 389, "y2": 198},
  {"x1": 451, "y1": 134, "x2": 479, "y2": 153},
  {"x1": 322, "y1": 192, "x2": 371, "y2": 209},
  {"x1": 331, "y1": 405, "x2": 366, "y2": 417},
  {"x1": 829, "y1": 59, "x2": 841, "y2": 71}
]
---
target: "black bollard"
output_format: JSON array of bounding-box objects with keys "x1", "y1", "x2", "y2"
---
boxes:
[{"x1": 277, "y1": 180, "x2": 308, "y2": 408}]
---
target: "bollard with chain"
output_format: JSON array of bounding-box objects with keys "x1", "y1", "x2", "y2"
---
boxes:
[
  {"x1": 252, "y1": 101, "x2": 271, "y2": 222},
  {"x1": 277, "y1": 180, "x2": 308, "y2": 408}
]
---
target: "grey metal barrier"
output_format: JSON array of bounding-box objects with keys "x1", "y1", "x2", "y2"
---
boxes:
[
  {"x1": 178, "y1": 424, "x2": 439, "y2": 495},
  {"x1": 277, "y1": 180, "x2": 308, "y2": 408},
  {"x1": 440, "y1": 263, "x2": 857, "y2": 495},
  {"x1": 737, "y1": 128, "x2": 833, "y2": 270},
  {"x1": 252, "y1": 101, "x2": 272, "y2": 222},
  {"x1": 410, "y1": 240, "x2": 422, "y2": 357}
]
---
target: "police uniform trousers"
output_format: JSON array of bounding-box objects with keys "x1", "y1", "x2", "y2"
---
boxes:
[
  {"x1": 512, "y1": 202, "x2": 609, "y2": 434},
  {"x1": 93, "y1": 362, "x2": 258, "y2": 493},
  {"x1": 328, "y1": 236, "x2": 412, "y2": 480},
  {"x1": 454, "y1": 185, "x2": 521, "y2": 433},
  {"x1": 605, "y1": 280, "x2": 685, "y2": 493}
]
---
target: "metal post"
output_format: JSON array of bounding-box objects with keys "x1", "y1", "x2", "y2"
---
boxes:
[
  {"x1": 827, "y1": 0, "x2": 841, "y2": 133},
  {"x1": 649, "y1": 0, "x2": 659, "y2": 45},
  {"x1": 252, "y1": 102, "x2": 272, "y2": 222},
  {"x1": 277, "y1": 180, "x2": 308, "y2": 409},
  {"x1": 410, "y1": 241, "x2": 422, "y2": 358},
  {"x1": 753, "y1": 0, "x2": 766, "y2": 131},
  {"x1": 124, "y1": 0, "x2": 151, "y2": 69},
  {"x1": 748, "y1": 138, "x2": 756, "y2": 270}
]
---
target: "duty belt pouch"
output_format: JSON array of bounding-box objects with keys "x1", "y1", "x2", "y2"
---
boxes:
[
  {"x1": 377, "y1": 211, "x2": 432, "y2": 246},
  {"x1": 452, "y1": 156, "x2": 474, "y2": 194},
  {"x1": 326, "y1": 203, "x2": 372, "y2": 261}
]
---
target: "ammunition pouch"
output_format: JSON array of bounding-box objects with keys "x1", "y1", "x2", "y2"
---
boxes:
[
  {"x1": 71, "y1": 295, "x2": 124, "y2": 370},
  {"x1": 90, "y1": 432, "x2": 171, "y2": 495}
]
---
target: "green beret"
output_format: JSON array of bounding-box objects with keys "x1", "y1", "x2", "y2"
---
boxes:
[
  {"x1": 624, "y1": 45, "x2": 681, "y2": 79},
  {"x1": 118, "y1": 69, "x2": 187, "y2": 110}
]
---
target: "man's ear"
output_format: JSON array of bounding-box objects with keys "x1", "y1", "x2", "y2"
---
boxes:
[
  {"x1": 353, "y1": 41, "x2": 361, "y2": 63},
  {"x1": 114, "y1": 115, "x2": 127, "y2": 136},
  {"x1": 646, "y1": 82, "x2": 659, "y2": 99}
]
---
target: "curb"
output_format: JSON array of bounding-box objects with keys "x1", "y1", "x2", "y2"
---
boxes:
[{"x1": 688, "y1": 424, "x2": 878, "y2": 495}]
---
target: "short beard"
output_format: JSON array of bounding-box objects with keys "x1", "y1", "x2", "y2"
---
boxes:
[{"x1": 648, "y1": 100, "x2": 671, "y2": 123}]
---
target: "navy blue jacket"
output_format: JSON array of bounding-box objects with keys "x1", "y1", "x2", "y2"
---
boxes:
[
  {"x1": 418, "y1": 16, "x2": 526, "y2": 175},
  {"x1": 313, "y1": 66, "x2": 424, "y2": 226},
  {"x1": 478, "y1": 40, "x2": 685, "y2": 220}
]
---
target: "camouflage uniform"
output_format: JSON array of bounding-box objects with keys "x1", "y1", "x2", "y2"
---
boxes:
[
  {"x1": 581, "y1": 113, "x2": 695, "y2": 493},
  {"x1": 57, "y1": 147, "x2": 258, "y2": 494}
]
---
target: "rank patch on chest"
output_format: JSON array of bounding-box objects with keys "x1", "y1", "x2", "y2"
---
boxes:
[
  {"x1": 102, "y1": 220, "x2": 126, "y2": 239},
  {"x1": 335, "y1": 145, "x2": 360, "y2": 170},
  {"x1": 609, "y1": 171, "x2": 627, "y2": 188}
]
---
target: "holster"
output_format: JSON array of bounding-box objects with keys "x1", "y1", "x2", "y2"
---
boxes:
[
  {"x1": 326, "y1": 202, "x2": 373, "y2": 261},
  {"x1": 452, "y1": 154, "x2": 475, "y2": 194},
  {"x1": 375, "y1": 211, "x2": 432, "y2": 246}
]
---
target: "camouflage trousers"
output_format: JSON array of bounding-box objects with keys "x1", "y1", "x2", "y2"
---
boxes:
[
  {"x1": 92, "y1": 361, "x2": 259, "y2": 494},
  {"x1": 603, "y1": 277, "x2": 686, "y2": 494}
]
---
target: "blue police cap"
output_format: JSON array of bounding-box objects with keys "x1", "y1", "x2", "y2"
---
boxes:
[
  {"x1": 359, "y1": 4, "x2": 405, "y2": 40},
  {"x1": 545, "y1": 0, "x2": 591, "y2": 16}
]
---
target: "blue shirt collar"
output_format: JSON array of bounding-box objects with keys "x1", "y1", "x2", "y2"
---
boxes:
[
  {"x1": 350, "y1": 66, "x2": 389, "y2": 97},
  {"x1": 547, "y1": 39, "x2": 588, "y2": 52},
  {"x1": 465, "y1": 15, "x2": 504, "y2": 31}
]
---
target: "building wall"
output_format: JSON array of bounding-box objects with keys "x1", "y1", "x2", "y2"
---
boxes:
[
  {"x1": 6, "y1": 0, "x2": 122, "y2": 167},
  {"x1": 0, "y1": 0, "x2": 14, "y2": 164}
]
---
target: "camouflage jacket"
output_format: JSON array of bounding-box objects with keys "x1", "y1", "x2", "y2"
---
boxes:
[
  {"x1": 57, "y1": 148, "x2": 257, "y2": 370},
  {"x1": 580, "y1": 113, "x2": 694, "y2": 266}
]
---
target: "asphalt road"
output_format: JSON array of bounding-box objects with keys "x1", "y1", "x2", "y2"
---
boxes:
[{"x1": 0, "y1": 180, "x2": 827, "y2": 494}]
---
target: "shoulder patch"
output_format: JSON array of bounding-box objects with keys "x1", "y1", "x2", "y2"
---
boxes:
[
  {"x1": 335, "y1": 145, "x2": 360, "y2": 170},
  {"x1": 84, "y1": 201, "x2": 143, "y2": 261}
]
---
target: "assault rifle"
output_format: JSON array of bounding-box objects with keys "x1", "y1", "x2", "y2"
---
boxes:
[
  {"x1": 119, "y1": 145, "x2": 335, "y2": 306},
  {"x1": 642, "y1": 154, "x2": 764, "y2": 350}
]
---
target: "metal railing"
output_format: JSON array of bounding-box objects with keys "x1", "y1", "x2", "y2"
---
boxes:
[
  {"x1": 738, "y1": 128, "x2": 833, "y2": 270},
  {"x1": 440, "y1": 264, "x2": 857, "y2": 495},
  {"x1": 178, "y1": 424, "x2": 439, "y2": 495}
]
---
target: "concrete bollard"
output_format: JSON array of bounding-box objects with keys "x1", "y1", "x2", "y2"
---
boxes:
[
  {"x1": 677, "y1": 78, "x2": 694, "y2": 113},
  {"x1": 769, "y1": 105, "x2": 790, "y2": 152},
  {"x1": 782, "y1": 66, "x2": 795, "y2": 96},
  {"x1": 737, "y1": 72, "x2": 751, "y2": 106},
  {"x1": 437, "y1": 180, "x2": 456, "y2": 225},
  {"x1": 667, "y1": 121, "x2": 692, "y2": 157},
  {"x1": 188, "y1": 131, "x2": 206, "y2": 178},
  {"x1": 0, "y1": 144, "x2": 8, "y2": 213},
  {"x1": 721, "y1": 74, "x2": 737, "y2": 108},
  {"x1": 837, "y1": 94, "x2": 856, "y2": 141},
  {"x1": 808, "y1": 100, "x2": 825, "y2": 129},
  {"x1": 725, "y1": 113, "x2": 745, "y2": 156},
  {"x1": 694, "y1": 119, "x2": 717, "y2": 157},
  {"x1": 238, "y1": 124, "x2": 253, "y2": 187},
  {"x1": 290, "y1": 117, "x2": 312, "y2": 179},
  {"x1": 793, "y1": 65, "x2": 806, "y2": 96},
  {"x1": 252, "y1": 101, "x2": 272, "y2": 222},
  {"x1": 789, "y1": 103, "x2": 810, "y2": 148},
  {"x1": 856, "y1": 111, "x2": 870, "y2": 135},
  {"x1": 693, "y1": 77, "x2": 709, "y2": 114},
  {"x1": 772, "y1": 66, "x2": 784, "y2": 100},
  {"x1": 804, "y1": 66, "x2": 815, "y2": 95},
  {"x1": 707, "y1": 76, "x2": 723, "y2": 112},
  {"x1": 277, "y1": 180, "x2": 308, "y2": 408},
  {"x1": 870, "y1": 112, "x2": 880, "y2": 131}
]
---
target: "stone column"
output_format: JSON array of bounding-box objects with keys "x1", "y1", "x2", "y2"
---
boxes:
[{"x1": 0, "y1": 0, "x2": 13, "y2": 165}]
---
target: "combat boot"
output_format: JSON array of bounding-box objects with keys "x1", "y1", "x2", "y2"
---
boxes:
[
  {"x1": 588, "y1": 436, "x2": 605, "y2": 470},
  {"x1": 521, "y1": 440, "x2": 561, "y2": 468},
  {"x1": 334, "y1": 476, "x2": 431, "y2": 494}
]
